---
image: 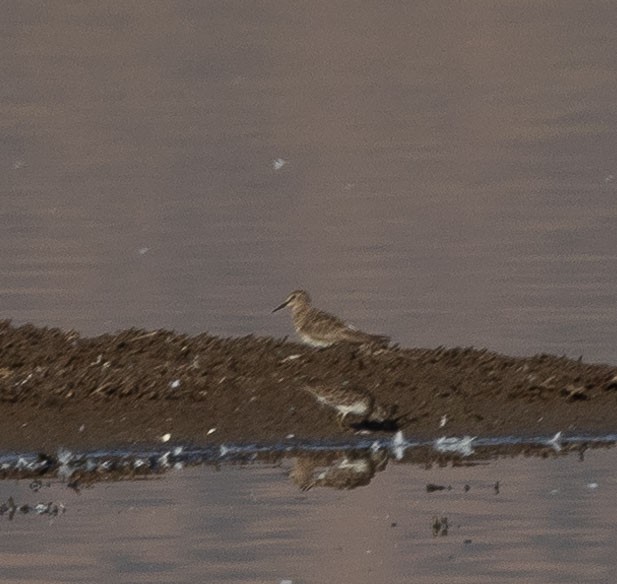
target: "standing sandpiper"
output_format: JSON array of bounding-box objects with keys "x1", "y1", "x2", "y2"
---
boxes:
[
  {"x1": 302, "y1": 383, "x2": 392, "y2": 427},
  {"x1": 272, "y1": 289, "x2": 390, "y2": 347}
]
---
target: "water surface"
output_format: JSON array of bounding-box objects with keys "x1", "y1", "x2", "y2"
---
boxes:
[
  {"x1": 0, "y1": 448, "x2": 615, "y2": 583},
  {"x1": 2, "y1": 1, "x2": 617, "y2": 362}
]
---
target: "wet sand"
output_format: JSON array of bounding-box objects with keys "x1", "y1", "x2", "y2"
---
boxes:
[{"x1": 0, "y1": 320, "x2": 616, "y2": 454}]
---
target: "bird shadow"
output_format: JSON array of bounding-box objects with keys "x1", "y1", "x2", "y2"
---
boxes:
[{"x1": 349, "y1": 412, "x2": 416, "y2": 433}]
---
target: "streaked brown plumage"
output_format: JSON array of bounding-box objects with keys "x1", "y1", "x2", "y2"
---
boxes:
[
  {"x1": 301, "y1": 383, "x2": 391, "y2": 427},
  {"x1": 272, "y1": 289, "x2": 390, "y2": 348}
]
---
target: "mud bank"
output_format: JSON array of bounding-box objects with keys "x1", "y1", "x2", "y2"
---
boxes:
[{"x1": 0, "y1": 321, "x2": 616, "y2": 453}]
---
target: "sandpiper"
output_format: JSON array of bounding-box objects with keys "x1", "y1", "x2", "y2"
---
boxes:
[
  {"x1": 301, "y1": 383, "x2": 391, "y2": 427},
  {"x1": 272, "y1": 289, "x2": 390, "y2": 347}
]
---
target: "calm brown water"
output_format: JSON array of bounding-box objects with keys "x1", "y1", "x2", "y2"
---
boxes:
[
  {"x1": 2, "y1": 1, "x2": 617, "y2": 362},
  {"x1": 0, "y1": 449, "x2": 615, "y2": 583}
]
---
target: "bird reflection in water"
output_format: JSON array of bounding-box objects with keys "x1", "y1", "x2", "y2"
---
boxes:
[{"x1": 289, "y1": 449, "x2": 389, "y2": 491}]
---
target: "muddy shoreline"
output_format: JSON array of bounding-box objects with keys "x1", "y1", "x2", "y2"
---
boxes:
[{"x1": 0, "y1": 321, "x2": 616, "y2": 453}]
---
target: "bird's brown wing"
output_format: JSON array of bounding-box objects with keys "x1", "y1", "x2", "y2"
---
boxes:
[{"x1": 339, "y1": 328, "x2": 390, "y2": 346}]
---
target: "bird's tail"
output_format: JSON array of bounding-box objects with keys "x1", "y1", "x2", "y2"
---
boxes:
[{"x1": 370, "y1": 333, "x2": 391, "y2": 347}]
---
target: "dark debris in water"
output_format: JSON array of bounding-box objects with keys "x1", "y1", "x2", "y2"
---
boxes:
[
  {"x1": 432, "y1": 515, "x2": 449, "y2": 537},
  {"x1": 0, "y1": 496, "x2": 65, "y2": 520},
  {"x1": 426, "y1": 483, "x2": 451, "y2": 493}
]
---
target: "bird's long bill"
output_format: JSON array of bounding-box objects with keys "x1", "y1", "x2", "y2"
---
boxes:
[{"x1": 272, "y1": 299, "x2": 290, "y2": 313}]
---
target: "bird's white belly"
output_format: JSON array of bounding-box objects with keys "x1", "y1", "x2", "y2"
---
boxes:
[
  {"x1": 299, "y1": 334, "x2": 333, "y2": 347},
  {"x1": 335, "y1": 403, "x2": 369, "y2": 416}
]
